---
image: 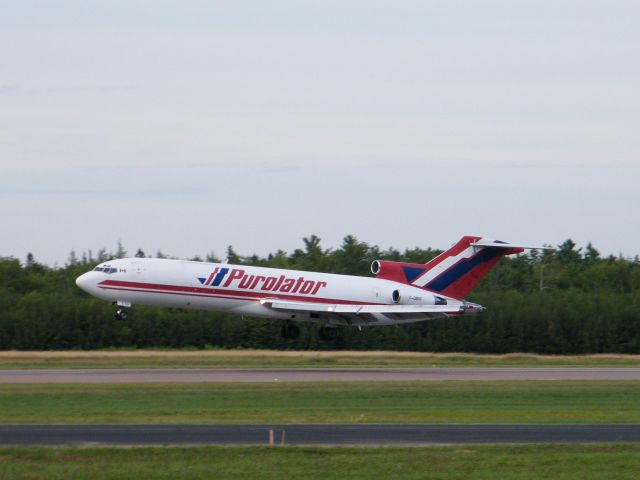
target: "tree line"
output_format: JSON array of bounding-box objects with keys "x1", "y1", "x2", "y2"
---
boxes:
[{"x1": 1, "y1": 236, "x2": 639, "y2": 353}]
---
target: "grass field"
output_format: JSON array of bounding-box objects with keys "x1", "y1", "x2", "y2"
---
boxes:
[
  {"x1": 3, "y1": 350, "x2": 640, "y2": 369},
  {"x1": 1, "y1": 445, "x2": 640, "y2": 479},
  {"x1": 2, "y1": 381, "x2": 640, "y2": 424}
]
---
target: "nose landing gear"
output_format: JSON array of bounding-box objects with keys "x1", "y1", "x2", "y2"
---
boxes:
[{"x1": 113, "y1": 301, "x2": 131, "y2": 320}]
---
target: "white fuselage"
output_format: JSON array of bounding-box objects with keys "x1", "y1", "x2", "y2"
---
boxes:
[{"x1": 76, "y1": 257, "x2": 463, "y2": 325}]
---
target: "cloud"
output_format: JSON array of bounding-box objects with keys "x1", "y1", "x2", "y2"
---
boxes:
[{"x1": 0, "y1": 84, "x2": 18, "y2": 94}]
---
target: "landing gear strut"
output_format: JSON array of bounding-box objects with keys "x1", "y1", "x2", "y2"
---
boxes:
[{"x1": 281, "y1": 321, "x2": 300, "y2": 340}]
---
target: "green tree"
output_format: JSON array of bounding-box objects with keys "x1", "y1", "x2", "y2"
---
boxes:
[
  {"x1": 1, "y1": 236, "x2": 640, "y2": 353},
  {"x1": 116, "y1": 241, "x2": 127, "y2": 259}
]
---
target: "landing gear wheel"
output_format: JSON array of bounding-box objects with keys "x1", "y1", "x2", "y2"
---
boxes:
[
  {"x1": 319, "y1": 326, "x2": 338, "y2": 341},
  {"x1": 281, "y1": 322, "x2": 300, "y2": 340},
  {"x1": 115, "y1": 308, "x2": 128, "y2": 320}
]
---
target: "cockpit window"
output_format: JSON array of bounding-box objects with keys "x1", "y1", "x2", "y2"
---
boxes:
[{"x1": 93, "y1": 266, "x2": 118, "y2": 274}]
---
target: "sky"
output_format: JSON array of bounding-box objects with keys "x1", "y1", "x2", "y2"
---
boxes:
[{"x1": 1, "y1": 0, "x2": 639, "y2": 265}]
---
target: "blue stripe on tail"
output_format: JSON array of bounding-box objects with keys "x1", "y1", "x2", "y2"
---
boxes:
[{"x1": 424, "y1": 248, "x2": 503, "y2": 292}]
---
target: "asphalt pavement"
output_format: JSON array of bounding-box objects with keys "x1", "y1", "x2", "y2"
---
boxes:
[
  {"x1": 1, "y1": 424, "x2": 640, "y2": 445},
  {"x1": 2, "y1": 367, "x2": 640, "y2": 383}
]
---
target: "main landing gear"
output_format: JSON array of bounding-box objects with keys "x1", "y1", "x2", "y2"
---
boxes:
[
  {"x1": 281, "y1": 321, "x2": 300, "y2": 340},
  {"x1": 279, "y1": 322, "x2": 339, "y2": 341},
  {"x1": 319, "y1": 326, "x2": 338, "y2": 341}
]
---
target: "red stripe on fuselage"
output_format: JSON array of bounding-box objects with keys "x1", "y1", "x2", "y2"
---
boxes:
[
  {"x1": 99, "y1": 285, "x2": 260, "y2": 302},
  {"x1": 98, "y1": 280, "x2": 381, "y2": 306}
]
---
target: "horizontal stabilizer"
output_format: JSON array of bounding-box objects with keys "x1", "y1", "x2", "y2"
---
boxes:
[
  {"x1": 470, "y1": 241, "x2": 554, "y2": 250},
  {"x1": 409, "y1": 235, "x2": 551, "y2": 300}
]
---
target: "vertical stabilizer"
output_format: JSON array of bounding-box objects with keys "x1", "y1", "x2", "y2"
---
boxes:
[{"x1": 410, "y1": 236, "x2": 524, "y2": 300}]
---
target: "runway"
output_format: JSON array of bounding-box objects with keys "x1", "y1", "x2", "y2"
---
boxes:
[
  {"x1": 2, "y1": 367, "x2": 640, "y2": 383},
  {"x1": 1, "y1": 425, "x2": 640, "y2": 445}
]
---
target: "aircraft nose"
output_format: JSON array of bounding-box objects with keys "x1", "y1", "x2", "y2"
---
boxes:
[{"x1": 75, "y1": 272, "x2": 93, "y2": 293}]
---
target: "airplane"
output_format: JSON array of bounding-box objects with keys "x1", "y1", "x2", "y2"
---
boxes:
[{"x1": 76, "y1": 235, "x2": 547, "y2": 340}]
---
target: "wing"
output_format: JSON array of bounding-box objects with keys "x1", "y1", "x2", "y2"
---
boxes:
[{"x1": 261, "y1": 299, "x2": 469, "y2": 326}]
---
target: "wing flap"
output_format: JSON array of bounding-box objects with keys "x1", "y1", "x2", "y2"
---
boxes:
[{"x1": 263, "y1": 300, "x2": 464, "y2": 315}]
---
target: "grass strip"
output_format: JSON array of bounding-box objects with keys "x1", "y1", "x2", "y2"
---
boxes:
[
  {"x1": 2, "y1": 381, "x2": 640, "y2": 424},
  {"x1": 3, "y1": 350, "x2": 640, "y2": 369},
  {"x1": 1, "y1": 444, "x2": 640, "y2": 480}
]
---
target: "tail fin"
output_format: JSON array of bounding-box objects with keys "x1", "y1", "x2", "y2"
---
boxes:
[
  {"x1": 372, "y1": 236, "x2": 545, "y2": 300},
  {"x1": 411, "y1": 236, "x2": 523, "y2": 299}
]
